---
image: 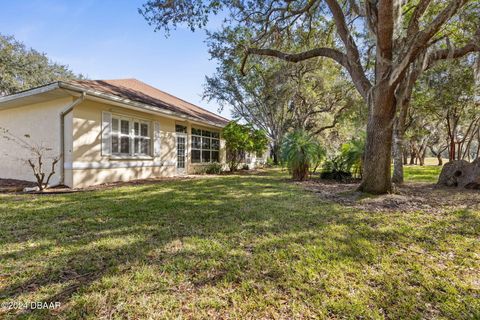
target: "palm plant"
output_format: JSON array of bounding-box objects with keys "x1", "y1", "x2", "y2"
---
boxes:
[
  {"x1": 321, "y1": 134, "x2": 365, "y2": 181},
  {"x1": 281, "y1": 130, "x2": 325, "y2": 180},
  {"x1": 340, "y1": 136, "x2": 365, "y2": 179}
]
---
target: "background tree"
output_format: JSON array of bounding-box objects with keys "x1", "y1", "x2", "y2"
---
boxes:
[
  {"x1": 392, "y1": 5, "x2": 480, "y2": 182},
  {"x1": 204, "y1": 30, "x2": 293, "y2": 164},
  {"x1": 283, "y1": 60, "x2": 362, "y2": 135},
  {"x1": 427, "y1": 124, "x2": 449, "y2": 166},
  {"x1": 222, "y1": 121, "x2": 268, "y2": 171},
  {"x1": 0, "y1": 34, "x2": 82, "y2": 96},
  {"x1": 412, "y1": 58, "x2": 479, "y2": 162},
  {"x1": 141, "y1": 0, "x2": 480, "y2": 194},
  {"x1": 204, "y1": 27, "x2": 359, "y2": 164}
]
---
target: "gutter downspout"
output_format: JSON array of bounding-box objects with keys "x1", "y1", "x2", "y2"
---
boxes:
[{"x1": 60, "y1": 92, "x2": 86, "y2": 185}]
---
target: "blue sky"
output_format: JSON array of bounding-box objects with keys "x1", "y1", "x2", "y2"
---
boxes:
[{"x1": 0, "y1": 0, "x2": 230, "y2": 118}]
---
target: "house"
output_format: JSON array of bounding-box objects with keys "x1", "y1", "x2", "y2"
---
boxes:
[
  {"x1": 0, "y1": 79, "x2": 229, "y2": 188},
  {"x1": 243, "y1": 150, "x2": 270, "y2": 169}
]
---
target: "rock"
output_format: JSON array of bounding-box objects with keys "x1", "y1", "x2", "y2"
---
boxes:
[
  {"x1": 23, "y1": 186, "x2": 40, "y2": 192},
  {"x1": 437, "y1": 158, "x2": 480, "y2": 189}
]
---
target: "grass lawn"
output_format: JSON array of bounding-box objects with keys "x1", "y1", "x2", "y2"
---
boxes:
[
  {"x1": 1, "y1": 167, "x2": 479, "y2": 319},
  {"x1": 403, "y1": 165, "x2": 443, "y2": 183}
]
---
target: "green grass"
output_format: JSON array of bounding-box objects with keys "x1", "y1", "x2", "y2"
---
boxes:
[
  {"x1": 1, "y1": 168, "x2": 479, "y2": 319},
  {"x1": 403, "y1": 165, "x2": 443, "y2": 183}
]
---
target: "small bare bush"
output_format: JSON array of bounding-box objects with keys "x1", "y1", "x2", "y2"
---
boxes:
[{"x1": 1, "y1": 127, "x2": 59, "y2": 191}]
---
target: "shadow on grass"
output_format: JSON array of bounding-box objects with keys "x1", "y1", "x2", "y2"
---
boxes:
[{"x1": 0, "y1": 172, "x2": 479, "y2": 318}]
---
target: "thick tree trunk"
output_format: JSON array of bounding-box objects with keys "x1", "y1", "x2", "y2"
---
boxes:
[
  {"x1": 392, "y1": 100, "x2": 409, "y2": 183},
  {"x1": 292, "y1": 163, "x2": 309, "y2": 181},
  {"x1": 272, "y1": 142, "x2": 280, "y2": 165},
  {"x1": 437, "y1": 153, "x2": 443, "y2": 166},
  {"x1": 392, "y1": 128, "x2": 404, "y2": 183},
  {"x1": 449, "y1": 137, "x2": 456, "y2": 161},
  {"x1": 410, "y1": 151, "x2": 416, "y2": 165},
  {"x1": 403, "y1": 150, "x2": 408, "y2": 165},
  {"x1": 359, "y1": 84, "x2": 396, "y2": 194},
  {"x1": 358, "y1": 1, "x2": 397, "y2": 195}
]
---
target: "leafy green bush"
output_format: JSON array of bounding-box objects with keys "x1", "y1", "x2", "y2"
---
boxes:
[
  {"x1": 265, "y1": 157, "x2": 275, "y2": 167},
  {"x1": 321, "y1": 156, "x2": 353, "y2": 181},
  {"x1": 339, "y1": 136, "x2": 365, "y2": 178},
  {"x1": 205, "y1": 162, "x2": 223, "y2": 174},
  {"x1": 321, "y1": 135, "x2": 365, "y2": 181},
  {"x1": 281, "y1": 130, "x2": 325, "y2": 181},
  {"x1": 223, "y1": 121, "x2": 268, "y2": 172}
]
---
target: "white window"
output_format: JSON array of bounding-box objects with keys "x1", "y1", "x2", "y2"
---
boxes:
[
  {"x1": 111, "y1": 116, "x2": 151, "y2": 157},
  {"x1": 133, "y1": 121, "x2": 151, "y2": 156},
  {"x1": 191, "y1": 127, "x2": 220, "y2": 163}
]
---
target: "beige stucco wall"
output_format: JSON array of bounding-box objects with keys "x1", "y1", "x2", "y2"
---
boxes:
[
  {"x1": 0, "y1": 97, "x2": 73, "y2": 185},
  {"x1": 70, "y1": 99, "x2": 226, "y2": 188}
]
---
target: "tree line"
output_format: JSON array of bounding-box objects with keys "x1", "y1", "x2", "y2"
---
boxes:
[
  {"x1": 140, "y1": 0, "x2": 480, "y2": 193},
  {"x1": 0, "y1": 34, "x2": 82, "y2": 96}
]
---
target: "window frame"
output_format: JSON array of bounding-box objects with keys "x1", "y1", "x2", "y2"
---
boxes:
[
  {"x1": 110, "y1": 114, "x2": 153, "y2": 158},
  {"x1": 133, "y1": 120, "x2": 151, "y2": 156},
  {"x1": 191, "y1": 127, "x2": 220, "y2": 163}
]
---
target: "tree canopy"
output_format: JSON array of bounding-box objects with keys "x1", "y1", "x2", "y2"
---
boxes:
[
  {"x1": 140, "y1": 0, "x2": 480, "y2": 194},
  {"x1": 222, "y1": 121, "x2": 268, "y2": 171},
  {"x1": 204, "y1": 25, "x2": 362, "y2": 163},
  {"x1": 0, "y1": 34, "x2": 82, "y2": 96}
]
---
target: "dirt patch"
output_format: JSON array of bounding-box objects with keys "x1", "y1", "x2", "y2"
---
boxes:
[
  {"x1": 81, "y1": 176, "x2": 196, "y2": 191},
  {"x1": 1, "y1": 169, "x2": 272, "y2": 195},
  {"x1": 0, "y1": 179, "x2": 36, "y2": 193},
  {"x1": 299, "y1": 180, "x2": 480, "y2": 213},
  {"x1": 0, "y1": 176, "x2": 198, "y2": 195}
]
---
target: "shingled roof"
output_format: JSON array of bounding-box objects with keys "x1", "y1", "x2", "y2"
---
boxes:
[{"x1": 67, "y1": 78, "x2": 229, "y2": 126}]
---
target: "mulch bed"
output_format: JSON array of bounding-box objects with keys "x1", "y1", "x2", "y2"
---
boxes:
[
  {"x1": 299, "y1": 179, "x2": 480, "y2": 213},
  {"x1": 0, "y1": 176, "x2": 198, "y2": 195},
  {"x1": 0, "y1": 169, "x2": 271, "y2": 195},
  {"x1": 0, "y1": 179, "x2": 36, "y2": 193}
]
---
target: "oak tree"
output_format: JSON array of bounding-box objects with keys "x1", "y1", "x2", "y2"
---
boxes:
[{"x1": 141, "y1": 0, "x2": 480, "y2": 193}]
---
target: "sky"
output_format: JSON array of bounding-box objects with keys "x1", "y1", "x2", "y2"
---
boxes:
[{"x1": 0, "y1": 0, "x2": 231, "y2": 118}]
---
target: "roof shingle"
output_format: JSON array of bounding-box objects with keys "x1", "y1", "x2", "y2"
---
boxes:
[{"x1": 67, "y1": 78, "x2": 229, "y2": 126}]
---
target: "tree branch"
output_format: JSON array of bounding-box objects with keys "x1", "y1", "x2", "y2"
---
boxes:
[
  {"x1": 242, "y1": 47, "x2": 371, "y2": 99},
  {"x1": 45, "y1": 158, "x2": 59, "y2": 188},
  {"x1": 312, "y1": 104, "x2": 350, "y2": 135},
  {"x1": 324, "y1": 0, "x2": 371, "y2": 97},
  {"x1": 406, "y1": 0, "x2": 433, "y2": 37},
  {"x1": 242, "y1": 47, "x2": 347, "y2": 68},
  {"x1": 390, "y1": 0, "x2": 468, "y2": 87},
  {"x1": 426, "y1": 28, "x2": 480, "y2": 68}
]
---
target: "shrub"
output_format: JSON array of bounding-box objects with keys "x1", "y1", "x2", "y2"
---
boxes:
[
  {"x1": 1, "y1": 127, "x2": 59, "y2": 191},
  {"x1": 321, "y1": 156, "x2": 353, "y2": 182},
  {"x1": 205, "y1": 162, "x2": 223, "y2": 174},
  {"x1": 223, "y1": 121, "x2": 268, "y2": 172},
  {"x1": 321, "y1": 135, "x2": 365, "y2": 181},
  {"x1": 339, "y1": 136, "x2": 365, "y2": 179},
  {"x1": 241, "y1": 164, "x2": 249, "y2": 170},
  {"x1": 265, "y1": 157, "x2": 275, "y2": 167},
  {"x1": 281, "y1": 130, "x2": 325, "y2": 181},
  {"x1": 320, "y1": 170, "x2": 353, "y2": 181}
]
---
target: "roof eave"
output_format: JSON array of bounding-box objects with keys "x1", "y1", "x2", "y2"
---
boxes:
[
  {"x1": 58, "y1": 82, "x2": 228, "y2": 128},
  {"x1": 0, "y1": 82, "x2": 61, "y2": 105}
]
